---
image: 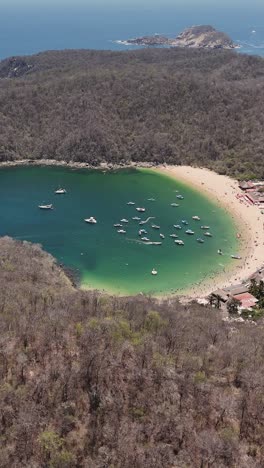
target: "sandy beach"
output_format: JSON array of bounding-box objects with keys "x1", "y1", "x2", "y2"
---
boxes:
[{"x1": 155, "y1": 165, "x2": 264, "y2": 299}]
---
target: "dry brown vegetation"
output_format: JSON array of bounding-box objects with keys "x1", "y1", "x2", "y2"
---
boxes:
[
  {"x1": 0, "y1": 48, "x2": 264, "y2": 179},
  {"x1": 0, "y1": 236, "x2": 264, "y2": 467}
]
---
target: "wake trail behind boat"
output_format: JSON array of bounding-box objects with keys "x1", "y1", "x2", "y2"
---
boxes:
[{"x1": 139, "y1": 216, "x2": 155, "y2": 224}]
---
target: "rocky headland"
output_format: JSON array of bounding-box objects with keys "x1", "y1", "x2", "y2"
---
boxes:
[{"x1": 119, "y1": 25, "x2": 237, "y2": 50}]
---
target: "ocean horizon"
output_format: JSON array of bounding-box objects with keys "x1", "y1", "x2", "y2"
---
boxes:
[{"x1": 1, "y1": 2, "x2": 264, "y2": 60}]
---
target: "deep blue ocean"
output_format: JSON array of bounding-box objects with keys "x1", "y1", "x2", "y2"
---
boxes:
[{"x1": 0, "y1": 2, "x2": 264, "y2": 60}]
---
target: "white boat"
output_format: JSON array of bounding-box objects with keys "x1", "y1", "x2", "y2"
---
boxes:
[
  {"x1": 118, "y1": 229, "x2": 126, "y2": 234},
  {"x1": 174, "y1": 224, "x2": 182, "y2": 230},
  {"x1": 38, "y1": 204, "x2": 53, "y2": 210},
  {"x1": 55, "y1": 188, "x2": 66, "y2": 194},
  {"x1": 151, "y1": 268, "x2": 158, "y2": 275},
  {"x1": 204, "y1": 232, "x2": 212, "y2": 237},
  {"x1": 201, "y1": 225, "x2": 210, "y2": 230},
  {"x1": 127, "y1": 202, "x2": 135, "y2": 205},
  {"x1": 120, "y1": 218, "x2": 129, "y2": 223},
  {"x1": 186, "y1": 229, "x2": 195, "y2": 235},
  {"x1": 141, "y1": 237, "x2": 150, "y2": 241},
  {"x1": 114, "y1": 224, "x2": 122, "y2": 227},
  {"x1": 175, "y1": 239, "x2": 184, "y2": 245},
  {"x1": 197, "y1": 238, "x2": 204, "y2": 243},
  {"x1": 171, "y1": 203, "x2": 179, "y2": 207},
  {"x1": 170, "y1": 234, "x2": 178, "y2": 238},
  {"x1": 176, "y1": 195, "x2": 184, "y2": 199},
  {"x1": 149, "y1": 242, "x2": 162, "y2": 246},
  {"x1": 181, "y1": 220, "x2": 188, "y2": 225},
  {"x1": 132, "y1": 216, "x2": 141, "y2": 221},
  {"x1": 148, "y1": 198, "x2": 155, "y2": 201},
  {"x1": 85, "y1": 217, "x2": 97, "y2": 224},
  {"x1": 192, "y1": 216, "x2": 200, "y2": 221},
  {"x1": 231, "y1": 255, "x2": 242, "y2": 260},
  {"x1": 160, "y1": 234, "x2": 165, "y2": 239},
  {"x1": 217, "y1": 249, "x2": 223, "y2": 255},
  {"x1": 139, "y1": 229, "x2": 147, "y2": 235},
  {"x1": 136, "y1": 207, "x2": 146, "y2": 212},
  {"x1": 151, "y1": 225, "x2": 160, "y2": 229}
]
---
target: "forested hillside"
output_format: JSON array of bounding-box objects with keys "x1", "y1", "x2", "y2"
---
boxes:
[
  {"x1": 0, "y1": 48, "x2": 264, "y2": 178},
  {"x1": 1, "y1": 236, "x2": 264, "y2": 467}
]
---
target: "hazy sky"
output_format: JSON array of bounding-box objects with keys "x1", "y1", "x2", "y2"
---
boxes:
[{"x1": 2, "y1": 0, "x2": 264, "y2": 6}]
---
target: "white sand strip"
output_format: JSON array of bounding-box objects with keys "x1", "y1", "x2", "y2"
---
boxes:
[{"x1": 155, "y1": 165, "x2": 264, "y2": 298}]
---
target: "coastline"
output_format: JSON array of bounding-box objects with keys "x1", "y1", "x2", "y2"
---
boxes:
[
  {"x1": 0, "y1": 159, "x2": 154, "y2": 171},
  {"x1": 154, "y1": 165, "x2": 264, "y2": 299},
  {"x1": 0, "y1": 159, "x2": 263, "y2": 299}
]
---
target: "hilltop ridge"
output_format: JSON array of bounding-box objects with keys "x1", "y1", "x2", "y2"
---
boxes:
[{"x1": 0, "y1": 47, "x2": 264, "y2": 178}]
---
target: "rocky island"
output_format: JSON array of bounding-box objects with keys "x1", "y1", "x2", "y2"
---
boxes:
[{"x1": 119, "y1": 25, "x2": 237, "y2": 50}]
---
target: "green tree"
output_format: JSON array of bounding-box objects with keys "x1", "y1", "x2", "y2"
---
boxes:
[
  {"x1": 209, "y1": 293, "x2": 221, "y2": 309},
  {"x1": 227, "y1": 298, "x2": 241, "y2": 316},
  {"x1": 248, "y1": 279, "x2": 259, "y2": 298}
]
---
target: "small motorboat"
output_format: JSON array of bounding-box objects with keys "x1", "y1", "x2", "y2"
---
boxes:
[
  {"x1": 197, "y1": 238, "x2": 205, "y2": 243},
  {"x1": 171, "y1": 203, "x2": 179, "y2": 207},
  {"x1": 217, "y1": 249, "x2": 223, "y2": 255},
  {"x1": 136, "y1": 207, "x2": 146, "y2": 212},
  {"x1": 151, "y1": 225, "x2": 160, "y2": 229},
  {"x1": 192, "y1": 216, "x2": 200, "y2": 221},
  {"x1": 38, "y1": 204, "x2": 53, "y2": 210},
  {"x1": 201, "y1": 225, "x2": 210, "y2": 230},
  {"x1": 141, "y1": 237, "x2": 150, "y2": 241},
  {"x1": 55, "y1": 188, "x2": 66, "y2": 194},
  {"x1": 85, "y1": 217, "x2": 97, "y2": 224},
  {"x1": 181, "y1": 220, "x2": 188, "y2": 225},
  {"x1": 127, "y1": 202, "x2": 135, "y2": 205},
  {"x1": 151, "y1": 268, "x2": 158, "y2": 275},
  {"x1": 149, "y1": 242, "x2": 162, "y2": 246},
  {"x1": 175, "y1": 239, "x2": 184, "y2": 245},
  {"x1": 132, "y1": 216, "x2": 141, "y2": 221},
  {"x1": 231, "y1": 255, "x2": 242, "y2": 260},
  {"x1": 176, "y1": 195, "x2": 184, "y2": 199},
  {"x1": 174, "y1": 225, "x2": 182, "y2": 230},
  {"x1": 186, "y1": 229, "x2": 195, "y2": 235},
  {"x1": 148, "y1": 198, "x2": 155, "y2": 201},
  {"x1": 118, "y1": 229, "x2": 126, "y2": 234},
  {"x1": 204, "y1": 232, "x2": 212, "y2": 237},
  {"x1": 120, "y1": 219, "x2": 129, "y2": 223},
  {"x1": 160, "y1": 234, "x2": 165, "y2": 239},
  {"x1": 170, "y1": 234, "x2": 178, "y2": 238},
  {"x1": 139, "y1": 229, "x2": 147, "y2": 235},
  {"x1": 114, "y1": 224, "x2": 122, "y2": 227}
]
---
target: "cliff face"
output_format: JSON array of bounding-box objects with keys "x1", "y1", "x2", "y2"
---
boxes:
[{"x1": 172, "y1": 25, "x2": 236, "y2": 49}]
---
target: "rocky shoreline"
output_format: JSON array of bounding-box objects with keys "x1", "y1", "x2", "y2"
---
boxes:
[
  {"x1": 118, "y1": 25, "x2": 238, "y2": 50},
  {"x1": 0, "y1": 159, "x2": 156, "y2": 171}
]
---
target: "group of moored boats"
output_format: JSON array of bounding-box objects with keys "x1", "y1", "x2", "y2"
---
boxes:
[
  {"x1": 111, "y1": 202, "x2": 215, "y2": 250},
  {"x1": 38, "y1": 188, "x2": 98, "y2": 224},
  {"x1": 38, "y1": 187, "x2": 67, "y2": 210},
  {"x1": 39, "y1": 191, "x2": 241, "y2": 276}
]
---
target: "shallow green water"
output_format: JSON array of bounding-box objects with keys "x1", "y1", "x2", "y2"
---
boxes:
[{"x1": 0, "y1": 166, "x2": 239, "y2": 295}]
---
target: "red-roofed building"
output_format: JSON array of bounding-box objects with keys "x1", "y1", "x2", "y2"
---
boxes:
[
  {"x1": 239, "y1": 181, "x2": 254, "y2": 190},
  {"x1": 233, "y1": 293, "x2": 258, "y2": 310}
]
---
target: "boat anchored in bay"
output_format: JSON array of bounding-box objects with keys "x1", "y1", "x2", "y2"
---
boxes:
[
  {"x1": 55, "y1": 188, "x2": 66, "y2": 194},
  {"x1": 85, "y1": 217, "x2": 97, "y2": 224},
  {"x1": 38, "y1": 204, "x2": 53, "y2": 210}
]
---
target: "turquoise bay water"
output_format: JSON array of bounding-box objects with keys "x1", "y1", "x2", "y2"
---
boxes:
[{"x1": 0, "y1": 166, "x2": 238, "y2": 296}]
